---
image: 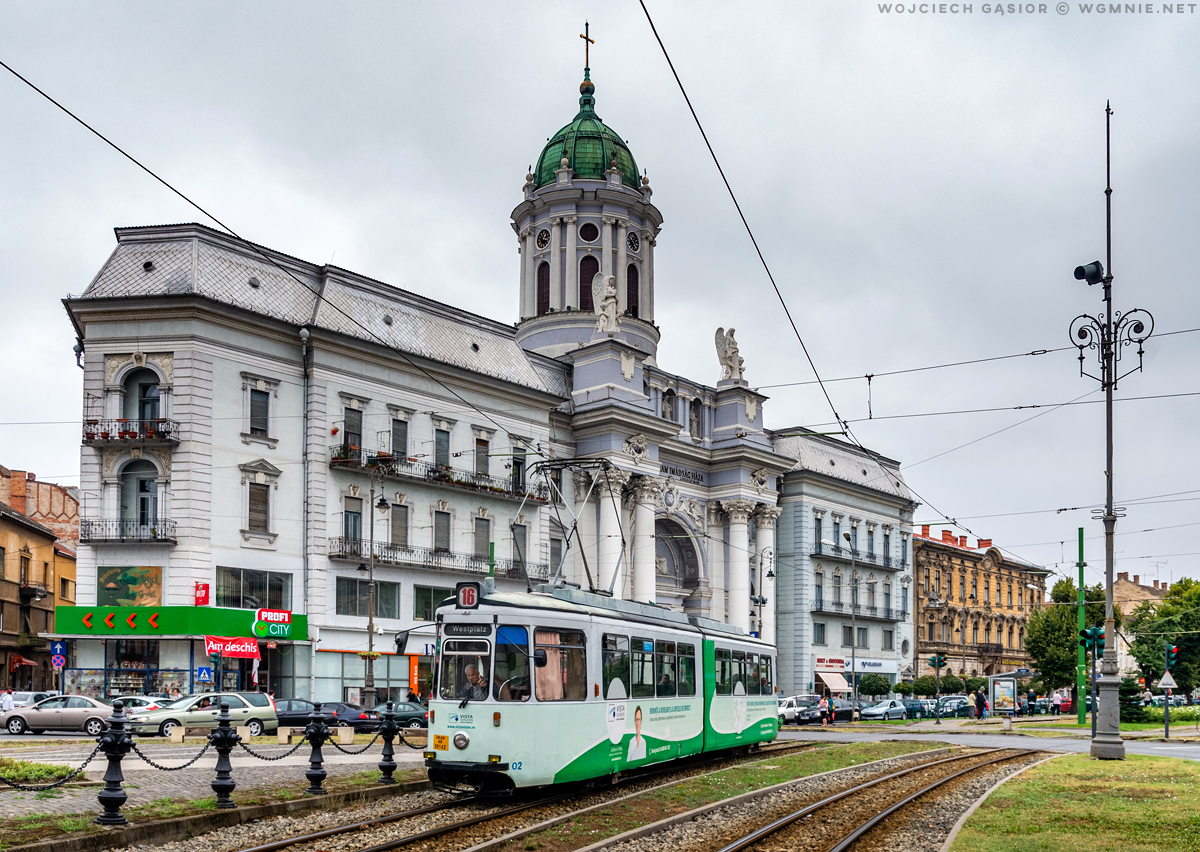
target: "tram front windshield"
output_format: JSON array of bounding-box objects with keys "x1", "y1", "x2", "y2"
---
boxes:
[{"x1": 439, "y1": 639, "x2": 491, "y2": 701}]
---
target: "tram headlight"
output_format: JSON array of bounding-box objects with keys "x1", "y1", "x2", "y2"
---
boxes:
[{"x1": 453, "y1": 732, "x2": 470, "y2": 750}]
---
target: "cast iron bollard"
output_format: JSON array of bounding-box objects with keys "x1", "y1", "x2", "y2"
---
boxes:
[
  {"x1": 377, "y1": 700, "x2": 398, "y2": 783},
  {"x1": 209, "y1": 702, "x2": 241, "y2": 808},
  {"x1": 303, "y1": 702, "x2": 331, "y2": 795},
  {"x1": 96, "y1": 699, "x2": 134, "y2": 825}
]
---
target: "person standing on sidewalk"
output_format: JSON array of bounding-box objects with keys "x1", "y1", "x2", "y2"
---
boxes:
[
  {"x1": 0, "y1": 690, "x2": 12, "y2": 713},
  {"x1": 818, "y1": 694, "x2": 829, "y2": 727},
  {"x1": 1051, "y1": 692, "x2": 1062, "y2": 716},
  {"x1": 975, "y1": 689, "x2": 986, "y2": 720}
]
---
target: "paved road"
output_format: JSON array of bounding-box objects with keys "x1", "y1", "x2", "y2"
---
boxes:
[{"x1": 779, "y1": 727, "x2": 1200, "y2": 761}]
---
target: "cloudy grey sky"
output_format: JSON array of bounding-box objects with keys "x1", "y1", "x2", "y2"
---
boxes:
[{"x1": 2, "y1": 1, "x2": 1198, "y2": 587}]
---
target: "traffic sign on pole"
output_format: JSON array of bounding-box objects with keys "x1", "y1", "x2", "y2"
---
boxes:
[{"x1": 1158, "y1": 671, "x2": 1178, "y2": 690}]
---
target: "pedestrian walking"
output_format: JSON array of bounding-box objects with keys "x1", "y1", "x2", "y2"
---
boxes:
[
  {"x1": 974, "y1": 689, "x2": 986, "y2": 720},
  {"x1": 818, "y1": 694, "x2": 829, "y2": 727},
  {"x1": 1051, "y1": 692, "x2": 1062, "y2": 716},
  {"x1": 0, "y1": 690, "x2": 12, "y2": 713}
]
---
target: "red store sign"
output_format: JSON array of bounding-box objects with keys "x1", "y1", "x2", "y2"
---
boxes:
[
  {"x1": 195, "y1": 582, "x2": 210, "y2": 606},
  {"x1": 204, "y1": 635, "x2": 261, "y2": 659}
]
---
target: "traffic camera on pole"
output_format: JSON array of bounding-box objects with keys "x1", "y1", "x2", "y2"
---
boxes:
[{"x1": 1074, "y1": 260, "x2": 1104, "y2": 286}]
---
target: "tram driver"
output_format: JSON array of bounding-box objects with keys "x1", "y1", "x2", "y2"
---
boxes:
[{"x1": 460, "y1": 664, "x2": 489, "y2": 701}]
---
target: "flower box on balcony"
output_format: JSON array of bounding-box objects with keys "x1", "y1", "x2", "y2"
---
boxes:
[{"x1": 100, "y1": 431, "x2": 110, "y2": 439}]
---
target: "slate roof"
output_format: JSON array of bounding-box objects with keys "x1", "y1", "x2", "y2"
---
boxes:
[
  {"x1": 770, "y1": 432, "x2": 913, "y2": 502},
  {"x1": 76, "y1": 224, "x2": 571, "y2": 398}
]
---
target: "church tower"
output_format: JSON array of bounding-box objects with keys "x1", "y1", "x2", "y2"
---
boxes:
[{"x1": 512, "y1": 58, "x2": 663, "y2": 359}]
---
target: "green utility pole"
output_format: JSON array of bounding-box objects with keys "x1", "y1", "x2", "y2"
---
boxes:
[
  {"x1": 489, "y1": 542, "x2": 495, "y2": 578},
  {"x1": 1077, "y1": 527, "x2": 1087, "y2": 726}
]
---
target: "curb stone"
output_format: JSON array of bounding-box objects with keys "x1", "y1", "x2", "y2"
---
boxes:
[{"x1": 937, "y1": 753, "x2": 1066, "y2": 852}]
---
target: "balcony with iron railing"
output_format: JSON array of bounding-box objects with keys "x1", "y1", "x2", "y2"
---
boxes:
[
  {"x1": 329, "y1": 447, "x2": 547, "y2": 503},
  {"x1": 809, "y1": 544, "x2": 904, "y2": 570},
  {"x1": 80, "y1": 518, "x2": 178, "y2": 544},
  {"x1": 810, "y1": 599, "x2": 909, "y2": 622},
  {"x1": 82, "y1": 419, "x2": 180, "y2": 446},
  {"x1": 329, "y1": 536, "x2": 551, "y2": 581}
]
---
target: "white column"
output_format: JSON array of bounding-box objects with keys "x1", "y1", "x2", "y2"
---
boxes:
[
  {"x1": 601, "y1": 216, "x2": 615, "y2": 279},
  {"x1": 708, "y1": 504, "x2": 726, "y2": 623},
  {"x1": 755, "y1": 506, "x2": 782, "y2": 646},
  {"x1": 549, "y1": 217, "x2": 563, "y2": 310},
  {"x1": 104, "y1": 480, "x2": 120, "y2": 521},
  {"x1": 596, "y1": 469, "x2": 631, "y2": 597},
  {"x1": 644, "y1": 232, "x2": 655, "y2": 322},
  {"x1": 724, "y1": 498, "x2": 755, "y2": 632},
  {"x1": 564, "y1": 216, "x2": 578, "y2": 309},
  {"x1": 616, "y1": 220, "x2": 628, "y2": 313},
  {"x1": 521, "y1": 226, "x2": 536, "y2": 317},
  {"x1": 572, "y1": 472, "x2": 597, "y2": 589},
  {"x1": 631, "y1": 476, "x2": 665, "y2": 603}
]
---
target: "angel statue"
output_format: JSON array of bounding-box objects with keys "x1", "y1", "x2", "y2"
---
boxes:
[
  {"x1": 593, "y1": 272, "x2": 620, "y2": 333},
  {"x1": 715, "y1": 327, "x2": 745, "y2": 382}
]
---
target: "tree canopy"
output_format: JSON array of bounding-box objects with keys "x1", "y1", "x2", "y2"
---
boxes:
[
  {"x1": 1127, "y1": 578, "x2": 1200, "y2": 698},
  {"x1": 857, "y1": 673, "x2": 892, "y2": 699},
  {"x1": 1024, "y1": 579, "x2": 1119, "y2": 689}
]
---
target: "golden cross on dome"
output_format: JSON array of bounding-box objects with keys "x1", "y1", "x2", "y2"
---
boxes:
[{"x1": 580, "y1": 21, "x2": 594, "y2": 68}]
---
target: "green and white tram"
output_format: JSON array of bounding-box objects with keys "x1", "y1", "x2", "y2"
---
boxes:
[{"x1": 425, "y1": 581, "x2": 778, "y2": 793}]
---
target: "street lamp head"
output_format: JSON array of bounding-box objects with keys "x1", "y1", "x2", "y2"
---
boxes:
[
  {"x1": 1074, "y1": 260, "x2": 1104, "y2": 286},
  {"x1": 820, "y1": 539, "x2": 836, "y2": 548},
  {"x1": 357, "y1": 562, "x2": 368, "y2": 576},
  {"x1": 376, "y1": 494, "x2": 390, "y2": 510},
  {"x1": 843, "y1": 531, "x2": 851, "y2": 543}
]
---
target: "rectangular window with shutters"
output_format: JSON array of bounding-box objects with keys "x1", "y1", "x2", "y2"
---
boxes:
[
  {"x1": 843, "y1": 625, "x2": 854, "y2": 647},
  {"x1": 434, "y1": 429, "x2": 450, "y2": 467},
  {"x1": 217, "y1": 567, "x2": 292, "y2": 610},
  {"x1": 813, "y1": 622, "x2": 826, "y2": 645},
  {"x1": 391, "y1": 419, "x2": 408, "y2": 457},
  {"x1": 512, "y1": 524, "x2": 527, "y2": 568},
  {"x1": 549, "y1": 537, "x2": 563, "y2": 572},
  {"x1": 857, "y1": 627, "x2": 868, "y2": 648},
  {"x1": 474, "y1": 517, "x2": 490, "y2": 559},
  {"x1": 549, "y1": 468, "x2": 563, "y2": 503},
  {"x1": 390, "y1": 504, "x2": 408, "y2": 547},
  {"x1": 814, "y1": 516, "x2": 823, "y2": 550},
  {"x1": 474, "y1": 439, "x2": 489, "y2": 476},
  {"x1": 344, "y1": 408, "x2": 362, "y2": 448},
  {"x1": 249, "y1": 389, "x2": 270, "y2": 436},
  {"x1": 344, "y1": 497, "x2": 363, "y2": 540},
  {"x1": 511, "y1": 447, "x2": 526, "y2": 490},
  {"x1": 883, "y1": 629, "x2": 894, "y2": 651},
  {"x1": 248, "y1": 483, "x2": 270, "y2": 533},
  {"x1": 433, "y1": 511, "x2": 451, "y2": 552},
  {"x1": 335, "y1": 577, "x2": 399, "y2": 617},
  {"x1": 413, "y1": 585, "x2": 454, "y2": 621}
]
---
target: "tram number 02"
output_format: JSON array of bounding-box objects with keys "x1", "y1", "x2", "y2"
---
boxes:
[
  {"x1": 456, "y1": 582, "x2": 480, "y2": 609},
  {"x1": 511, "y1": 762, "x2": 522, "y2": 771}
]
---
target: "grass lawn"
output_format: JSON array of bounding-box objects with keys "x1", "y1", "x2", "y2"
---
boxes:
[
  {"x1": 0, "y1": 757, "x2": 75, "y2": 784},
  {"x1": 951, "y1": 753, "x2": 1200, "y2": 852},
  {"x1": 505, "y1": 741, "x2": 946, "y2": 852}
]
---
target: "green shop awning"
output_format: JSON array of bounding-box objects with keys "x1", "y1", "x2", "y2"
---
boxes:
[{"x1": 53, "y1": 605, "x2": 308, "y2": 641}]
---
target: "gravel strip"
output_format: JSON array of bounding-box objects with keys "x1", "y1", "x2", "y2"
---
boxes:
[
  {"x1": 150, "y1": 744, "x2": 815, "y2": 852},
  {"x1": 603, "y1": 749, "x2": 994, "y2": 852}
]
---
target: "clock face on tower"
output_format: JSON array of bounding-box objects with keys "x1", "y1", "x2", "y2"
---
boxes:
[
  {"x1": 536, "y1": 229, "x2": 551, "y2": 250},
  {"x1": 627, "y1": 231, "x2": 640, "y2": 253}
]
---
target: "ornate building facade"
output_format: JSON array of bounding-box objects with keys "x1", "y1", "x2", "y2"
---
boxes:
[{"x1": 914, "y1": 526, "x2": 1050, "y2": 679}]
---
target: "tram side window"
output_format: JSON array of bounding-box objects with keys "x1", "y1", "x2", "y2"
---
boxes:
[
  {"x1": 732, "y1": 650, "x2": 747, "y2": 694},
  {"x1": 534, "y1": 629, "x2": 587, "y2": 701},
  {"x1": 761, "y1": 655, "x2": 773, "y2": 694},
  {"x1": 747, "y1": 654, "x2": 761, "y2": 695},
  {"x1": 631, "y1": 637, "x2": 656, "y2": 698},
  {"x1": 439, "y1": 640, "x2": 491, "y2": 701},
  {"x1": 494, "y1": 626, "x2": 531, "y2": 702},
  {"x1": 655, "y1": 640, "x2": 677, "y2": 697},
  {"x1": 603, "y1": 634, "x2": 631, "y2": 700},
  {"x1": 677, "y1": 643, "x2": 696, "y2": 696},
  {"x1": 714, "y1": 648, "x2": 732, "y2": 696}
]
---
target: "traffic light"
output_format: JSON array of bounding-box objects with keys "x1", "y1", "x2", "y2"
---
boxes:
[
  {"x1": 1167, "y1": 644, "x2": 1178, "y2": 669},
  {"x1": 1096, "y1": 630, "x2": 1105, "y2": 655},
  {"x1": 928, "y1": 653, "x2": 948, "y2": 669},
  {"x1": 1079, "y1": 629, "x2": 1091, "y2": 650},
  {"x1": 210, "y1": 652, "x2": 221, "y2": 669},
  {"x1": 1079, "y1": 626, "x2": 1105, "y2": 653}
]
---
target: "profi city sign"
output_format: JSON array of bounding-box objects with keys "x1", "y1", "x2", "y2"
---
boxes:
[
  {"x1": 53, "y1": 605, "x2": 307, "y2": 640},
  {"x1": 252, "y1": 608, "x2": 292, "y2": 638}
]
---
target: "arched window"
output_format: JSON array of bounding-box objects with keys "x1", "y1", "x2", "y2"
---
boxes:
[
  {"x1": 536, "y1": 262, "x2": 550, "y2": 315},
  {"x1": 627, "y1": 264, "x2": 640, "y2": 317},
  {"x1": 662, "y1": 389, "x2": 676, "y2": 422},
  {"x1": 579, "y1": 255, "x2": 599, "y2": 310}
]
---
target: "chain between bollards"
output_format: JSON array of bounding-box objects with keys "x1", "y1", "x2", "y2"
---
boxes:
[{"x1": 95, "y1": 699, "x2": 134, "y2": 826}]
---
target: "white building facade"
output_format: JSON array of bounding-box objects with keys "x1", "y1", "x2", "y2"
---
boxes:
[{"x1": 57, "y1": 66, "x2": 915, "y2": 703}]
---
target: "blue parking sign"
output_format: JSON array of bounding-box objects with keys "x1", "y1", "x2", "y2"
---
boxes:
[
  {"x1": 197, "y1": 666, "x2": 213, "y2": 683},
  {"x1": 50, "y1": 640, "x2": 66, "y2": 657}
]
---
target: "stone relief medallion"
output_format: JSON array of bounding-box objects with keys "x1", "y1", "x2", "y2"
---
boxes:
[
  {"x1": 750, "y1": 468, "x2": 769, "y2": 491},
  {"x1": 622, "y1": 433, "x2": 649, "y2": 460}
]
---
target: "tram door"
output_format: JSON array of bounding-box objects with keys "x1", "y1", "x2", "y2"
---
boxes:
[{"x1": 532, "y1": 625, "x2": 589, "y2": 778}]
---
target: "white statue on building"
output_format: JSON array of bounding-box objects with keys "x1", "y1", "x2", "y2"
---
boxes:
[
  {"x1": 715, "y1": 327, "x2": 744, "y2": 382},
  {"x1": 593, "y1": 272, "x2": 620, "y2": 333}
]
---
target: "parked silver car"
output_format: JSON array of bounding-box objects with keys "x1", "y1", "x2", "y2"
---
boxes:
[
  {"x1": 3, "y1": 695, "x2": 111, "y2": 735},
  {"x1": 860, "y1": 699, "x2": 907, "y2": 721}
]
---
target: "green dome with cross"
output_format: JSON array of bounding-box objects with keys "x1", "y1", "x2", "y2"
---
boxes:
[{"x1": 534, "y1": 71, "x2": 640, "y2": 189}]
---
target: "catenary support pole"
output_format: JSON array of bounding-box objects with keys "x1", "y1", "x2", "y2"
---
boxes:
[{"x1": 1078, "y1": 528, "x2": 1087, "y2": 726}]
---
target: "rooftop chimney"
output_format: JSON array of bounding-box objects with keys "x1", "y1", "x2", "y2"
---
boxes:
[
  {"x1": 941, "y1": 530, "x2": 955, "y2": 543},
  {"x1": 1117, "y1": 572, "x2": 1128, "y2": 582},
  {"x1": 977, "y1": 538, "x2": 992, "y2": 549},
  {"x1": 959, "y1": 535, "x2": 968, "y2": 547},
  {"x1": 921, "y1": 524, "x2": 930, "y2": 538},
  {"x1": 1133, "y1": 575, "x2": 1140, "y2": 584},
  {"x1": 1153, "y1": 580, "x2": 1160, "y2": 589},
  {"x1": 25, "y1": 472, "x2": 35, "y2": 481},
  {"x1": 9, "y1": 470, "x2": 27, "y2": 514}
]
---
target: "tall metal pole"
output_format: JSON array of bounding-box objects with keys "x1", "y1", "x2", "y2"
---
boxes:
[
  {"x1": 1077, "y1": 527, "x2": 1087, "y2": 726},
  {"x1": 363, "y1": 484, "x2": 377, "y2": 710},
  {"x1": 848, "y1": 537, "x2": 858, "y2": 714},
  {"x1": 1092, "y1": 102, "x2": 1125, "y2": 759}
]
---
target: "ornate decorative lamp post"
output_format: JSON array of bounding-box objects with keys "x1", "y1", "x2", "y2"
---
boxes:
[
  {"x1": 1068, "y1": 102, "x2": 1154, "y2": 760},
  {"x1": 359, "y1": 486, "x2": 390, "y2": 710}
]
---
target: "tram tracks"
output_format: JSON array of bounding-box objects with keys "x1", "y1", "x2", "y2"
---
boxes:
[{"x1": 226, "y1": 741, "x2": 817, "y2": 852}]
